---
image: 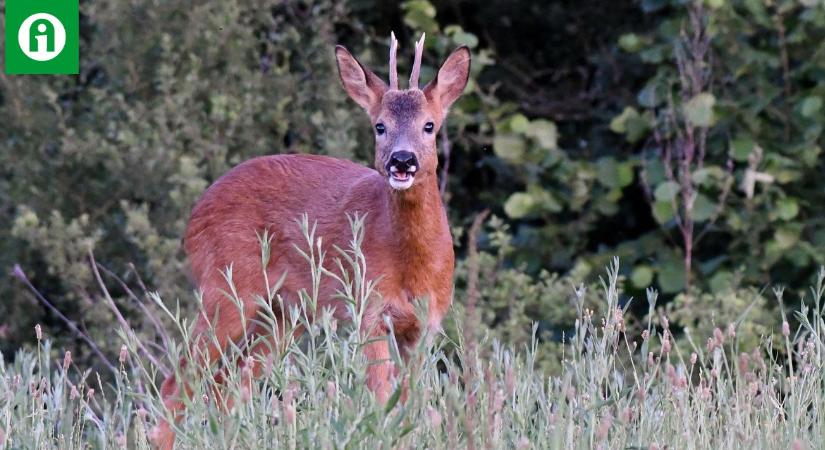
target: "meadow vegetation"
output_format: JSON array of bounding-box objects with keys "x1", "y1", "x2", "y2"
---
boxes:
[{"x1": 2, "y1": 219, "x2": 823, "y2": 449}]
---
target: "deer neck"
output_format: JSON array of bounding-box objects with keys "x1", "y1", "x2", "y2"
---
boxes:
[{"x1": 386, "y1": 175, "x2": 445, "y2": 262}]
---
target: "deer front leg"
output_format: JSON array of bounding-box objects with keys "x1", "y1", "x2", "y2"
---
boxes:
[{"x1": 362, "y1": 323, "x2": 395, "y2": 404}]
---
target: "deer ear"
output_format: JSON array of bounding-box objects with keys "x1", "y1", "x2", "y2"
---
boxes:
[
  {"x1": 335, "y1": 45, "x2": 387, "y2": 112},
  {"x1": 424, "y1": 46, "x2": 471, "y2": 114}
]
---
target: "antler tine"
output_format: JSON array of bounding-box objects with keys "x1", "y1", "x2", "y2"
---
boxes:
[
  {"x1": 409, "y1": 33, "x2": 426, "y2": 89},
  {"x1": 389, "y1": 31, "x2": 399, "y2": 90}
]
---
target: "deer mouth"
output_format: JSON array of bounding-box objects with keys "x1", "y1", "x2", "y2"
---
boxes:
[{"x1": 388, "y1": 166, "x2": 416, "y2": 190}]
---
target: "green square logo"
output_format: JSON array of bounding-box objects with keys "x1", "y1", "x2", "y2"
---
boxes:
[{"x1": 4, "y1": 0, "x2": 79, "y2": 74}]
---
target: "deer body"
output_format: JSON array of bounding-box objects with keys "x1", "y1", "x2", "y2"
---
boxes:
[
  {"x1": 152, "y1": 33, "x2": 470, "y2": 449},
  {"x1": 184, "y1": 153, "x2": 454, "y2": 338}
]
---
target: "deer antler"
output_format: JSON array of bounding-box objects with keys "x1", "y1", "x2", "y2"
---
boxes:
[
  {"x1": 409, "y1": 33, "x2": 425, "y2": 89},
  {"x1": 389, "y1": 32, "x2": 399, "y2": 90}
]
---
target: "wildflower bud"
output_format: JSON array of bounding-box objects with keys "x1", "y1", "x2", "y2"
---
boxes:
[
  {"x1": 137, "y1": 408, "x2": 148, "y2": 421},
  {"x1": 595, "y1": 413, "x2": 613, "y2": 442},
  {"x1": 202, "y1": 394, "x2": 209, "y2": 404},
  {"x1": 621, "y1": 406, "x2": 633, "y2": 423},
  {"x1": 690, "y1": 352, "x2": 698, "y2": 365},
  {"x1": 727, "y1": 323, "x2": 736, "y2": 339},
  {"x1": 240, "y1": 385, "x2": 251, "y2": 404},
  {"x1": 70, "y1": 385, "x2": 79, "y2": 400},
  {"x1": 700, "y1": 386, "x2": 712, "y2": 401},
  {"x1": 116, "y1": 433, "x2": 127, "y2": 447},
  {"x1": 63, "y1": 351, "x2": 72, "y2": 371},
  {"x1": 516, "y1": 436, "x2": 530, "y2": 449},
  {"x1": 706, "y1": 337, "x2": 716, "y2": 353},
  {"x1": 641, "y1": 330, "x2": 650, "y2": 341},
  {"x1": 87, "y1": 388, "x2": 95, "y2": 400},
  {"x1": 647, "y1": 352, "x2": 654, "y2": 367},
  {"x1": 737, "y1": 353, "x2": 750, "y2": 376},
  {"x1": 326, "y1": 380, "x2": 336, "y2": 401},
  {"x1": 119, "y1": 345, "x2": 128, "y2": 364},
  {"x1": 505, "y1": 365, "x2": 515, "y2": 397},
  {"x1": 666, "y1": 363, "x2": 676, "y2": 380},
  {"x1": 35, "y1": 324, "x2": 42, "y2": 341},
  {"x1": 493, "y1": 389, "x2": 505, "y2": 413},
  {"x1": 782, "y1": 321, "x2": 790, "y2": 337},
  {"x1": 427, "y1": 405, "x2": 442, "y2": 428},
  {"x1": 284, "y1": 403, "x2": 296, "y2": 425},
  {"x1": 662, "y1": 316, "x2": 669, "y2": 330},
  {"x1": 662, "y1": 334, "x2": 672, "y2": 354}
]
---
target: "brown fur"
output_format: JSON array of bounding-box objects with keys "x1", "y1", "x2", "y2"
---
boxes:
[{"x1": 151, "y1": 41, "x2": 470, "y2": 450}]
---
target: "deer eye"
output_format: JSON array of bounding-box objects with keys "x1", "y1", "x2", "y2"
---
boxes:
[
  {"x1": 424, "y1": 122, "x2": 435, "y2": 134},
  {"x1": 375, "y1": 123, "x2": 386, "y2": 135}
]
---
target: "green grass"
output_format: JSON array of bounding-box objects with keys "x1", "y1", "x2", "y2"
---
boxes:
[{"x1": 2, "y1": 217, "x2": 823, "y2": 449}]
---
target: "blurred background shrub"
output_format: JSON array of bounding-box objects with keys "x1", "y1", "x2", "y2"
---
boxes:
[{"x1": 2, "y1": 0, "x2": 822, "y2": 369}]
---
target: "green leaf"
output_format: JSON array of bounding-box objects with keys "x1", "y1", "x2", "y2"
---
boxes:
[
  {"x1": 801, "y1": 96, "x2": 822, "y2": 118},
  {"x1": 637, "y1": 83, "x2": 662, "y2": 108},
  {"x1": 654, "y1": 181, "x2": 680, "y2": 202},
  {"x1": 691, "y1": 166, "x2": 725, "y2": 186},
  {"x1": 657, "y1": 261, "x2": 686, "y2": 293},
  {"x1": 709, "y1": 270, "x2": 733, "y2": 292},
  {"x1": 525, "y1": 119, "x2": 558, "y2": 150},
  {"x1": 631, "y1": 265, "x2": 654, "y2": 287},
  {"x1": 402, "y1": 0, "x2": 439, "y2": 33},
  {"x1": 609, "y1": 107, "x2": 651, "y2": 143},
  {"x1": 531, "y1": 187, "x2": 563, "y2": 213},
  {"x1": 683, "y1": 93, "x2": 716, "y2": 127},
  {"x1": 493, "y1": 134, "x2": 526, "y2": 163},
  {"x1": 451, "y1": 31, "x2": 479, "y2": 48},
  {"x1": 384, "y1": 385, "x2": 403, "y2": 414},
  {"x1": 730, "y1": 137, "x2": 754, "y2": 162},
  {"x1": 504, "y1": 192, "x2": 536, "y2": 219},
  {"x1": 618, "y1": 33, "x2": 643, "y2": 53},
  {"x1": 596, "y1": 157, "x2": 634, "y2": 189},
  {"x1": 692, "y1": 193, "x2": 715, "y2": 222},
  {"x1": 508, "y1": 114, "x2": 530, "y2": 134},
  {"x1": 774, "y1": 227, "x2": 799, "y2": 250},
  {"x1": 776, "y1": 198, "x2": 799, "y2": 221},
  {"x1": 610, "y1": 107, "x2": 637, "y2": 134},
  {"x1": 652, "y1": 200, "x2": 675, "y2": 224}
]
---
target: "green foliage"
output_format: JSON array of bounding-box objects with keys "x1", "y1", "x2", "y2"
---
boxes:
[{"x1": 4, "y1": 0, "x2": 825, "y2": 374}]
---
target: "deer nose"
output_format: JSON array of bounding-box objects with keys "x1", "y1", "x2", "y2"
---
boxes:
[{"x1": 388, "y1": 151, "x2": 418, "y2": 173}]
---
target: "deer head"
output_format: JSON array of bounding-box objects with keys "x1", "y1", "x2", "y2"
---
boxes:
[{"x1": 335, "y1": 33, "x2": 471, "y2": 191}]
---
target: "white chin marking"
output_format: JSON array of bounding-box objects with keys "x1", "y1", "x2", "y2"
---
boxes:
[{"x1": 389, "y1": 176, "x2": 415, "y2": 190}]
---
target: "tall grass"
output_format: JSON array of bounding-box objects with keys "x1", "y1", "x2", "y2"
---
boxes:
[{"x1": 1, "y1": 217, "x2": 823, "y2": 449}]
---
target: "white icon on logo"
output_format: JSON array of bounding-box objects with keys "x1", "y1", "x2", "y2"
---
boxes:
[{"x1": 17, "y1": 13, "x2": 67, "y2": 62}]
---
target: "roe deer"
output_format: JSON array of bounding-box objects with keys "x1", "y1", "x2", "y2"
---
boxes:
[{"x1": 150, "y1": 33, "x2": 470, "y2": 449}]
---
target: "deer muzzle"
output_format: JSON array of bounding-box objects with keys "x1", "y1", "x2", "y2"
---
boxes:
[{"x1": 387, "y1": 151, "x2": 418, "y2": 190}]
